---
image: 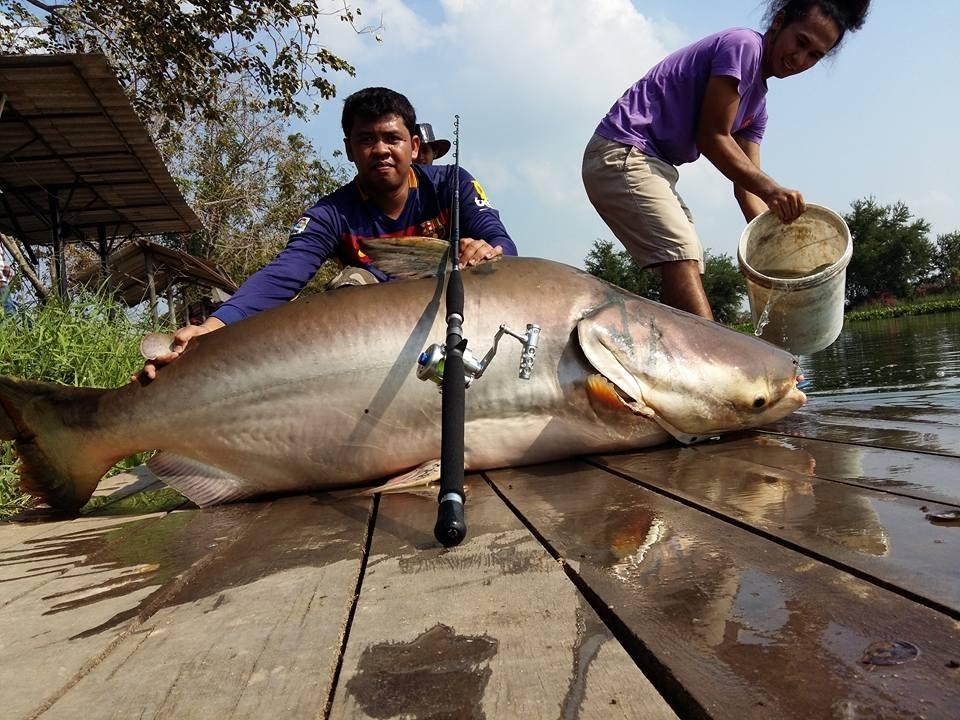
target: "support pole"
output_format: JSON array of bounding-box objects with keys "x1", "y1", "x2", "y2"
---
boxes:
[
  {"x1": 143, "y1": 245, "x2": 158, "y2": 324},
  {"x1": 48, "y1": 190, "x2": 67, "y2": 300},
  {"x1": 97, "y1": 224, "x2": 109, "y2": 280},
  {"x1": 166, "y1": 283, "x2": 176, "y2": 326},
  {"x1": 0, "y1": 232, "x2": 49, "y2": 302}
]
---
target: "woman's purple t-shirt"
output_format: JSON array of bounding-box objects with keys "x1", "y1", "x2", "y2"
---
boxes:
[{"x1": 596, "y1": 28, "x2": 768, "y2": 167}]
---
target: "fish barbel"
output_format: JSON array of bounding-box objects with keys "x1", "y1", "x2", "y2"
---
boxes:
[{"x1": 0, "y1": 257, "x2": 805, "y2": 509}]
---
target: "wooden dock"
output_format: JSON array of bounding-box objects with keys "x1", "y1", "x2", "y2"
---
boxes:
[{"x1": 2, "y1": 399, "x2": 959, "y2": 719}]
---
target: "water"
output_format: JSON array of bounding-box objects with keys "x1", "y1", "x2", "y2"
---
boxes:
[
  {"x1": 799, "y1": 312, "x2": 960, "y2": 394},
  {"x1": 792, "y1": 311, "x2": 960, "y2": 456}
]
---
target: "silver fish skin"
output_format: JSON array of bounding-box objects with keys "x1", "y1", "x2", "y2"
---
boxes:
[{"x1": 0, "y1": 257, "x2": 806, "y2": 509}]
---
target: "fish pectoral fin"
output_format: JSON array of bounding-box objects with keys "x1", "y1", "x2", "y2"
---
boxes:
[
  {"x1": 586, "y1": 374, "x2": 655, "y2": 418},
  {"x1": 147, "y1": 452, "x2": 253, "y2": 507},
  {"x1": 357, "y1": 459, "x2": 442, "y2": 496},
  {"x1": 577, "y1": 311, "x2": 647, "y2": 405}
]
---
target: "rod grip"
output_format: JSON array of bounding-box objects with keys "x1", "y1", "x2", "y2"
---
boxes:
[{"x1": 434, "y1": 493, "x2": 466, "y2": 547}]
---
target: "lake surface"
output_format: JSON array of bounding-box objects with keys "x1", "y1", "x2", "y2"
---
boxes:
[
  {"x1": 788, "y1": 311, "x2": 960, "y2": 456},
  {"x1": 799, "y1": 311, "x2": 960, "y2": 394}
]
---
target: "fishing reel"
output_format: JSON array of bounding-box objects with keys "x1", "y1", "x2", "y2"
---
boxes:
[{"x1": 417, "y1": 323, "x2": 541, "y2": 388}]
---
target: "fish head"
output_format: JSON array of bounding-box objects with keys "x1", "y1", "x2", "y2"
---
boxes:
[{"x1": 578, "y1": 299, "x2": 806, "y2": 442}]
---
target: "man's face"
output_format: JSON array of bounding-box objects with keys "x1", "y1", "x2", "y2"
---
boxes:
[
  {"x1": 764, "y1": 5, "x2": 839, "y2": 79},
  {"x1": 417, "y1": 142, "x2": 436, "y2": 166},
  {"x1": 344, "y1": 113, "x2": 420, "y2": 194}
]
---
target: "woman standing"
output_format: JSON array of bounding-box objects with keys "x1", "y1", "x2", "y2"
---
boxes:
[{"x1": 582, "y1": 1, "x2": 870, "y2": 319}]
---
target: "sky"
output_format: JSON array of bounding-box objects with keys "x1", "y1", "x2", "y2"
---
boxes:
[{"x1": 296, "y1": 0, "x2": 958, "y2": 270}]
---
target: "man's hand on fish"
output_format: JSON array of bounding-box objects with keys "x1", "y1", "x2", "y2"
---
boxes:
[
  {"x1": 459, "y1": 237, "x2": 502, "y2": 267},
  {"x1": 133, "y1": 317, "x2": 225, "y2": 383}
]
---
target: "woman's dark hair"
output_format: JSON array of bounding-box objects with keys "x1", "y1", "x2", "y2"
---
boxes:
[
  {"x1": 765, "y1": 0, "x2": 870, "y2": 51},
  {"x1": 341, "y1": 87, "x2": 417, "y2": 138}
]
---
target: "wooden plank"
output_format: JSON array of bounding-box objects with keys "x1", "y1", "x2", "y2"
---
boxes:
[
  {"x1": 766, "y1": 389, "x2": 960, "y2": 456},
  {"x1": 593, "y1": 447, "x2": 960, "y2": 615},
  {"x1": 698, "y1": 433, "x2": 960, "y2": 506},
  {"x1": 490, "y1": 461, "x2": 960, "y2": 720},
  {"x1": 0, "y1": 503, "x2": 267, "y2": 719},
  {"x1": 329, "y1": 478, "x2": 677, "y2": 720},
  {"x1": 1, "y1": 513, "x2": 171, "y2": 606},
  {"x1": 35, "y1": 495, "x2": 371, "y2": 720},
  {"x1": 0, "y1": 467, "x2": 165, "y2": 551},
  {"x1": 0, "y1": 483, "x2": 186, "y2": 595}
]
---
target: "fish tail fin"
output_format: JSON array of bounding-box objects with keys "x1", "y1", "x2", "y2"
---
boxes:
[
  {"x1": 356, "y1": 236, "x2": 451, "y2": 279},
  {"x1": 0, "y1": 375, "x2": 123, "y2": 510}
]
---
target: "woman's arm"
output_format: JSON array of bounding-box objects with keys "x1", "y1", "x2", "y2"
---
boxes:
[
  {"x1": 696, "y1": 75, "x2": 805, "y2": 222},
  {"x1": 733, "y1": 136, "x2": 770, "y2": 222}
]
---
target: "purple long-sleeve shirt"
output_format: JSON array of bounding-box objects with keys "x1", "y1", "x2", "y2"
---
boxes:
[{"x1": 213, "y1": 163, "x2": 516, "y2": 324}]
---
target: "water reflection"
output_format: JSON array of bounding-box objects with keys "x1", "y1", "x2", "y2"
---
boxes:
[
  {"x1": 801, "y1": 313, "x2": 960, "y2": 393},
  {"x1": 493, "y1": 464, "x2": 957, "y2": 719},
  {"x1": 789, "y1": 313, "x2": 960, "y2": 454}
]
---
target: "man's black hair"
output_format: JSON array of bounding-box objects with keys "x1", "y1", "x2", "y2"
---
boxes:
[
  {"x1": 341, "y1": 87, "x2": 417, "y2": 138},
  {"x1": 765, "y1": 0, "x2": 870, "y2": 52}
]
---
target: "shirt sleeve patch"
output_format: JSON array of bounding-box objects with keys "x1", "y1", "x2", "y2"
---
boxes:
[
  {"x1": 472, "y1": 180, "x2": 491, "y2": 208},
  {"x1": 290, "y1": 216, "x2": 310, "y2": 235}
]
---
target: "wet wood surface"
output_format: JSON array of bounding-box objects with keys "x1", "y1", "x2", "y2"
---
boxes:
[
  {"x1": 35, "y1": 495, "x2": 371, "y2": 720},
  {"x1": 3, "y1": 419, "x2": 959, "y2": 720},
  {"x1": 328, "y1": 478, "x2": 677, "y2": 720},
  {"x1": 489, "y1": 460, "x2": 960, "y2": 720},
  {"x1": 594, "y1": 445, "x2": 960, "y2": 615}
]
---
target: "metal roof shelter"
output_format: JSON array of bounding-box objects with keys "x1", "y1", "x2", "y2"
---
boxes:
[
  {"x1": 0, "y1": 53, "x2": 203, "y2": 298},
  {"x1": 72, "y1": 239, "x2": 237, "y2": 324}
]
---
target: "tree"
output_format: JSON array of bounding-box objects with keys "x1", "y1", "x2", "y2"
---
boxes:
[
  {"x1": 701, "y1": 252, "x2": 746, "y2": 324},
  {"x1": 161, "y1": 84, "x2": 350, "y2": 287},
  {"x1": 585, "y1": 240, "x2": 746, "y2": 322},
  {"x1": 0, "y1": 0, "x2": 375, "y2": 136},
  {"x1": 933, "y1": 231, "x2": 960, "y2": 288},
  {"x1": 584, "y1": 239, "x2": 661, "y2": 300},
  {"x1": 844, "y1": 198, "x2": 935, "y2": 305}
]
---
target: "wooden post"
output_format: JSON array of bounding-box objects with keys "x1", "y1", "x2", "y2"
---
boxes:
[
  {"x1": 48, "y1": 191, "x2": 67, "y2": 300},
  {"x1": 0, "y1": 232, "x2": 49, "y2": 301},
  {"x1": 143, "y1": 246, "x2": 158, "y2": 324},
  {"x1": 97, "y1": 225, "x2": 109, "y2": 280},
  {"x1": 166, "y1": 283, "x2": 176, "y2": 326}
]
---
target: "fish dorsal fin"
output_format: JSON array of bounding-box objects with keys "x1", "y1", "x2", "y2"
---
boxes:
[
  {"x1": 357, "y1": 236, "x2": 450, "y2": 279},
  {"x1": 147, "y1": 452, "x2": 253, "y2": 507}
]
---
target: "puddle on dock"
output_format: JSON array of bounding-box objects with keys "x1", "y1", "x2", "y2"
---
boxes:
[{"x1": 346, "y1": 623, "x2": 497, "y2": 719}]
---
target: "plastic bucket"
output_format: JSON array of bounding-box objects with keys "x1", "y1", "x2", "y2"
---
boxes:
[{"x1": 737, "y1": 204, "x2": 852, "y2": 355}]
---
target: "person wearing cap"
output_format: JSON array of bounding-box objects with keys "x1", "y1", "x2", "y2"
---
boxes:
[
  {"x1": 137, "y1": 87, "x2": 517, "y2": 382},
  {"x1": 415, "y1": 123, "x2": 451, "y2": 165}
]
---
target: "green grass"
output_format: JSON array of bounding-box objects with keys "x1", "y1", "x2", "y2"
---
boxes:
[
  {"x1": 1, "y1": 291, "x2": 166, "y2": 517},
  {"x1": 844, "y1": 297, "x2": 960, "y2": 322}
]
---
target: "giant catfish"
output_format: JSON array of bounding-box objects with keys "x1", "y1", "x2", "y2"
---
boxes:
[{"x1": 0, "y1": 256, "x2": 806, "y2": 510}]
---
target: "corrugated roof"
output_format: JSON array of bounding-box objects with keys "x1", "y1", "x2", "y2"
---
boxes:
[{"x1": 0, "y1": 53, "x2": 203, "y2": 247}]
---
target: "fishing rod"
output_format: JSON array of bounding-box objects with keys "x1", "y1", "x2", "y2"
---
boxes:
[
  {"x1": 417, "y1": 116, "x2": 542, "y2": 548},
  {"x1": 435, "y1": 114, "x2": 468, "y2": 547}
]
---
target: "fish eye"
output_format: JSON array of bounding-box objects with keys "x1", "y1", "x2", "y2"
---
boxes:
[{"x1": 753, "y1": 396, "x2": 767, "y2": 409}]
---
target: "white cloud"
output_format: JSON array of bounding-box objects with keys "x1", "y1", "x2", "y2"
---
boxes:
[
  {"x1": 309, "y1": 0, "x2": 679, "y2": 266},
  {"x1": 307, "y1": 2, "x2": 957, "y2": 269}
]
